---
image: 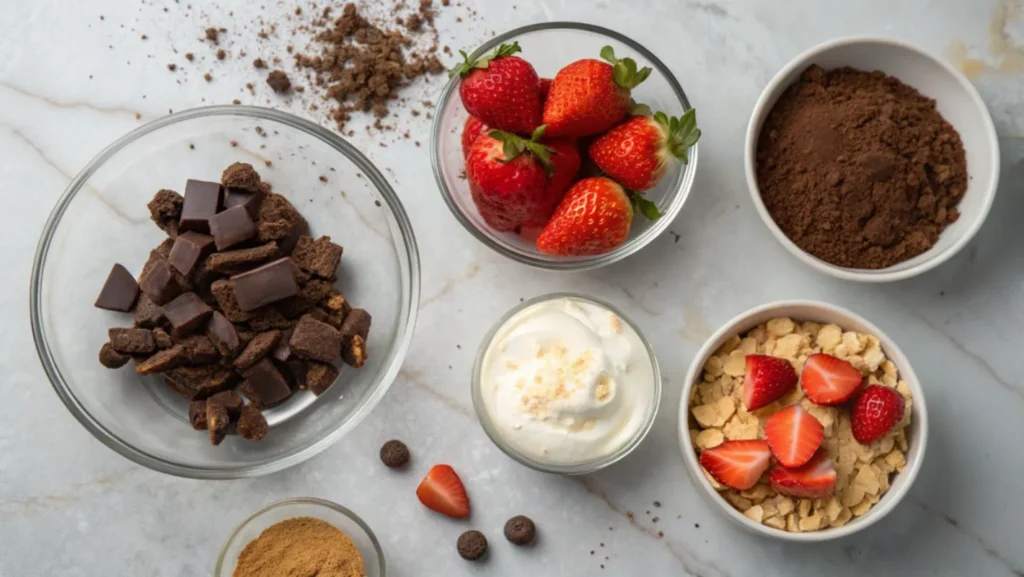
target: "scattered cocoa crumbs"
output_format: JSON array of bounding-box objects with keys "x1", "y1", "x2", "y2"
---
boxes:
[
  {"x1": 232, "y1": 99, "x2": 241, "y2": 105},
  {"x1": 230, "y1": 140, "x2": 238, "y2": 147},
  {"x1": 204, "y1": 72, "x2": 212, "y2": 82},
  {"x1": 135, "y1": 113, "x2": 141, "y2": 120},
  {"x1": 205, "y1": 27, "x2": 219, "y2": 43},
  {"x1": 167, "y1": 63, "x2": 177, "y2": 71},
  {"x1": 216, "y1": 48, "x2": 226, "y2": 60},
  {"x1": 264, "y1": 160, "x2": 272, "y2": 167},
  {"x1": 319, "y1": 176, "x2": 328, "y2": 182},
  {"x1": 185, "y1": 52, "x2": 194, "y2": 61},
  {"x1": 266, "y1": 69, "x2": 291, "y2": 93},
  {"x1": 653, "y1": 501, "x2": 661, "y2": 508},
  {"x1": 253, "y1": 58, "x2": 267, "y2": 69}
]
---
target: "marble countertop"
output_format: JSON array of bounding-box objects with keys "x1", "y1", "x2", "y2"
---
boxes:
[{"x1": 2, "y1": 0, "x2": 1023, "y2": 575}]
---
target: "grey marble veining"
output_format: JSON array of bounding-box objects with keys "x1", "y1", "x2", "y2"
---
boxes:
[{"x1": 2, "y1": 0, "x2": 1023, "y2": 575}]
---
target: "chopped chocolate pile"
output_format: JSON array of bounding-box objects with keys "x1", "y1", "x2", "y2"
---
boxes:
[{"x1": 94, "y1": 163, "x2": 373, "y2": 446}]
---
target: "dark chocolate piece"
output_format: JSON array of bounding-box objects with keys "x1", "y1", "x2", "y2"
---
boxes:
[
  {"x1": 135, "y1": 345, "x2": 186, "y2": 375},
  {"x1": 224, "y1": 189, "x2": 264, "y2": 220},
  {"x1": 98, "y1": 342, "x2": 131, "y2": 368},
  {"x1": 208, "y1": 390, "x2": 244, "y2": 420},
  {"x1": 236, "y1": 404, "x2": 268, "y2": 441},
  {"x1": 339, "y1": 308, "x2": 372, "y2": 341},
  {"x1": 277, "y1": 358, "x2": 308, "y2": 389},
  {"x1": 148, "y1": 189, "x2": 183, "y2": 238},
  {"x1": 162, "y1": 292, "x2": 212, "y2": 338},
  {"x1": 307, "y1": 307, "x2": 330, "y2": 325},
  {"x1": 240, "y1": 358, "x2": 292, "y2": 407},
  {"x1": 133, "y1": 294, "x2": 165, "y2": 328},
  {"x1": 292, "y1": 235, "x2": 343, "y2": 279},
  {"x1": 165, "y1": 365, "x2": 235, "y2": 400},
  {"x1": 138, "y1": 258, "x2": 184, "y2": 306},
  {"x1": 209, "y1": 205, "x2": 257, "y2": 251},
  {"x1": 189, "y1": 400, "x2": 208, "y2": 430},
  {"x1": 210, "y1": 279, "x2": 253, "y2": 322},
  {"x1": 342, "y1": 335, "x2": 367, "y2": 368},
  {"x1": 207, "y1": 401, "x2": 229, "y2": 445},
  {"x1": 205, "y1": 311, "x2": 241, "y2": 357},
  {"x1": 289, "y1": 314, "x2": 341, "y2": 363},
  {"x1": 205, "y1": 242, "x2": 279, "y2": 274},
  {"x1": 231, "y1": 257, "x2": 299, "y2": 311},
  {"x1": 305, "y1": 362, "x2": 339, "y2": 396},
  {"x1": 179, "y1": 179, "x2": 224, "y2": 233},
  {"x1": 152, "y1": 328, "x2": 174, "y2": 349},
  {"x1": 232, "y1": 330, "x2": 281, "y2": 370},
  {"x1": 95, "y1": 264, "x2": 140, "y2": 311},
  {"x1": 168, "y1": 231, "x2": 215, "y2": 276},
  {"x1": 108, "y1": 327, "x2": 156, "y2": 354},
  {"x1": 179, "y1": 334, "x2": 219, "y2": 364}
]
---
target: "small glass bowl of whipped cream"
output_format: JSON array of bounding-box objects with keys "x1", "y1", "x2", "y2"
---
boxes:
[{"x1": 473, "y1": 293, "x2": 661, "y2": 474}]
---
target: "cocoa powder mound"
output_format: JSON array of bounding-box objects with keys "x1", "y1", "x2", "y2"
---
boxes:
[{"x1": 756, "y1": 65, "x2": 967, "y2": 269}]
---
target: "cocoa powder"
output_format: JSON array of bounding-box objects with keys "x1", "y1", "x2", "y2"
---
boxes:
[{"x1": 756, "y1": 65, "x2": 967, "y2": 269}]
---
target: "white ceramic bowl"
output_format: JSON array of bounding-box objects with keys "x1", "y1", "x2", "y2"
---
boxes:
[
  {"x1": 745, "y1": 37, "x2": 1000, "y2": 282},
  {"x1": 677, "y1": 301, "x2": 928, "y2": 541}
]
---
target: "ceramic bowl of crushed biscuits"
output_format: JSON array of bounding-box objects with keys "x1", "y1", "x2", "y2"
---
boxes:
[
  {"x1": 745, "y1": 36, "x2": 1000, "y2": 282},
  {"x1": 677, "y1": 300, "x2": 928, "y2": 542}
]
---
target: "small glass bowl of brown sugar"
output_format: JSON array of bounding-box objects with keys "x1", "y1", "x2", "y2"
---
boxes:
[{"x1": 215, "y1": 497, "x2": 385, "y2": 577}]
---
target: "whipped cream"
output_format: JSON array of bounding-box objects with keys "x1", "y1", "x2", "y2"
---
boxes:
[{"x1": 478, "y1": 297, "x2": 657, "y2": 466}]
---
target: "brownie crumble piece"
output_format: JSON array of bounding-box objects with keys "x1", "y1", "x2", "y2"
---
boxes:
[
  {"x1": 147, "y1": 189, "x2": 183, "y2": 237},
  {"x1": 266, "y1": 69, "x2": 291, "y2": 93},
  {"x1": 108, "y1": 327, "x2": 156, "y2": 354},
  {"x1": 99, "y1": 342, "x2": 132, "y2": 369},
  {"x1": 221, "y1": 162, "x2": 262, "y2": 192},
  {"x1": 292, "y1": 235, "x2": 343, "y2": 279},
  {"x1": 237, "y1": 404, "x2": 269, "y2": 441},
  {"x1": 289, "y1": 314, "x2": 341, "y2": 363},
  {"x1": 305, "y1": 362, "x2": 339, "y2": 396}
]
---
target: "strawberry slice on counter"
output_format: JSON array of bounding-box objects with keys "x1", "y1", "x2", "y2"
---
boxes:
[
  {"x1": 801, "y1": 353, "x2": 864, "y2": 405},
  {"x1": 451, "y1": 42, "x2": 542, "y2": 135},
  {"x1": 417, "y1": 464, "x2": 471, "y2": 519},
  {"x1": 542, "y1": 46, "x2": 652, "y2": 137},
  {"x1": 764, "y1": 404, "x2": 824, "y2": 468},
  {"x1": 466, "y1": 127, "x2": 555, "y2": 232},
  {"x1": 851, "y1": 385, "x2": 905, "y2": 444},
  {"x1": 698, "y1": 440, "x2": 772, "y2": 491},
  {"x1": 461, "y1": 116, "x2": 491, "y2": 159},
  {"x1": 768, "y1": 449, "x2": 838, "y2": 499},
  {"x1": 588, "y1": 108, "x2": 701, "y2": 191},
  {"x1": 536, "y1": 177, "x2": 633, "y2": 256},
  {"x1": 743, "y1": 355, "x2": 798, "y2": 411}
]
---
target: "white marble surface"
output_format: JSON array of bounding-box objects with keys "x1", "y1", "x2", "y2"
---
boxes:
[{"x1": 2, "y1": 0, "x2": 1023, "y2": 575}]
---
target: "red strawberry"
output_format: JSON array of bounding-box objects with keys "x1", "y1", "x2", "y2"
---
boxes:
[
  {"x1": 743, "y1": 355, "x2": 798, "y2": 411},
  {"x1": 699, "y1": 440, "x2": 772, "y2": 491},
  {"x1": 416, "y1": 464, "x2": 471, "y2": 518},
  {"x1": 588, "y1": 109, "x2": 701, "y2": 191},
  {"x1": 461, "y1": 116, "x2": 491, "y2": 159},
  {"x1": 851, "y1": 385, "x2": 905, "y2": 444},
  {"x1": 536, "y1": 177, "x2": 632, "y2": 256},
  {"x1": 528, "y1": 137, "x2": 581, "y2": 226},
  {"x1": 539, "y1": 77, "x2": 552, "y2": 103},
  {"x1": 542, "y1": 46, "x2": 652, "y2": 137},
  {"x1": 768, "y1": 449, "x2": 838, "y2": 499},
  {"x1": 764, "y1": 404, "x2": 824, "y2": 468},
  {"x1": 452, "y1": 42, "x2": 541, "y2": 135},
  {"x1": 801, "y1": 353, "x2": 864, "y2": 405},
  {"x1": 466, "y1": 127, "x2": 555, "y2": 231}
]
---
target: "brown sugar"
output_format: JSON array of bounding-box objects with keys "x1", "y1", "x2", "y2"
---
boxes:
[
  {"x1": 756, "y1": 65, "x2": 967, "y2": 269},
  {"x1": 233, "y1": 517, "x2": 365, "y2": 577}
]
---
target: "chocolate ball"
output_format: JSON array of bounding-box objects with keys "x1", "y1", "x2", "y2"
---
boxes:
[
  {"x1": 379, "y1": 439, "x2": 410, "y2": 468},
  {"x1": 504, "y1": 515, "x2": 536, "y2": 545},
  {"x1": 457, "y1": 530, "x2": 488, "y2": 561}
]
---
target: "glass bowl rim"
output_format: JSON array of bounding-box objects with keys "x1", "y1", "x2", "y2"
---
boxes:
[
  {"x1": 471, "y1": 292, "x2": 662, "y2": 475},
  {"x1": 29, "y1": 105, "x2": 421, "y2": 479},
  {"x1": 213, "y1": 496, "x2": 387, "y2": 576},
  {"x1": 430, "y1": 21, "x2": 699, "y2": 271}
]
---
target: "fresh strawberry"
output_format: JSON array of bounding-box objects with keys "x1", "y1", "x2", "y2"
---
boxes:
[
  {"x1": 764, "y1": 404, "x2": 824, "y2": 468},
  {"x1": 588, "y1": 109, "x2": 701, "y2": 191},
  {"x1": 699, "y1": 440, "x2": 772, "y2": 491},
  {"x1": 768, "y1": 449, "x2": 838, "y2": 499},
  {"x1": 466, "y1": 127, "x2": 555, "y2": 231},
  {"x1": 451, "y1": 42, "x2": 541, "y2": 135},
  {"x1": 851, "y1": 385, "x2": 905, "y2": 444},
  {"x1": 461, "y1": 116, "x2": 491, "y2": 159},
  {"x1": 528, "y1": 137, "x2": 581, "y2": 226},
  {"x1": 539, "y1": 77, "x2": 552, "y2": 104},
  {"x1": 536, "y1": 177, "x2": 631, "y2": 256},
  {"x1": 416, "y1": 464, "x2": 471, "y2": 518},
  {"x1": 542, "y1": 46, "x2": 652, "y2": 137},
  {"x1": 743, "y1": 355, "x2": 798, "y2": 411},
  {"x1": 801, "y1": 353, "x2": 864, "y2": 405}
]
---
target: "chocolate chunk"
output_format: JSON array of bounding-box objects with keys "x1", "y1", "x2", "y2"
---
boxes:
[
  {"x1": 289, "y1": 314, "x2": 341, "y2": 363},
  {"x1": 292, "y1": 235, "x2": 343, "y2": 279},
  {"x1": 207, "y1": 401, "x2": 229, "y2": 445},
  {"x1": 224, "y1": 189, "x2": 265, "y2": 220},
  {"x1": 189, "y1": 400, "x2": 208, "y2": 430},
  {"x1": 152, "y1": 328, "x2": 174, "y2": 349},
  {"x1": 179, "y1": 179, "x2": 224, "y2": 233},
  {"x1": 240, "y1": 358, "x2": 292, "y2": 407},
  {"x1": 342, "y1": 334, "x2": 367, "y2": 368},
  {"x1": 210, "y1": 279, "x2": 253, "y2": 322},
  {"x1": 190, "y1": 258, "x2": 223, "y2": 304},
  {"x1": 246, "y1": 306, "x2": 293, "y2": 331},
  {"x1": 277, "y1": 358, "x2": 308, "y2": 389},
  {"x1": 457, "y1": 530, "x2": 488, "y2": 561},
  {"x1": 95, "y1": 264, "x2": 140, "y2": 311},
  {"x1": 257, "y1": 193, "x2": 306, "y2": 253},
  {"x1": 208, "y1": 390, "x2": 244, "y2": 420},
  {"x1": 165, "y1": 364, "x2": 235, "y2": 400},
  {"x1": 221, "y1": 162, "x2": 262, "y2": 192},
  {"x1": 206, "y1": 242, "x2": 279, "y2": 274},
  {"x1": 168, "y1": 232, "x2": 215, "y2": 276},
  {"x1": 275, "y1": 295, "x2": 312, "y2": 319},
  {"x1": 209, "y1": 205, "x2": 257, "y2": 251},
  {"x1": 108, "y1": 327, "x2": 156, "y2": 354},
  {"x1": 138, "y1": 258, "x2": 184, "y2": 305},
  {"x1": 504, "y1": 516, "x2": 536, "y2": 545},
  {"x1": 232, "y1": 330, "x2": 281, "y2": 369},
  {"x1": 148, "y1": 189, "x2": 183, "y2": 237},
  {"x1": 98, "y1": 342, "x2": 131, "y2": 368},
  {"x1": 179, "y1": 334, "x2": 219, "y2": 364},
  {"x1": 339, "y1": 308, "x2": 372, "y2": 341},
  {"x1": 162, "y1": 292, "x2": 212, "y2": 338},
  {"x1": 231, "y1": 257, "x2": 299, "y2": 311},
  {"x1": 305, "y1": 362, "x2": 339, "y2": 396},
  {"x1": 135, "y1": 345, "x2": 186, "y2": 375},
  {"x1": 154, "y1": 238, "x2": 175, "y2": 260},
  {"x1": 236, "y1": 404, "x2": 269, "y2": 441},
  {"x1": 133, "y1": 294, "x2": 165, "y2": 328},
  {"x1": 379, "y1": 440, "x2": 410, "y2": 468},
  {"x1": 307, "y1": 307, "x2": 330, "y2": 324},
  {"x1": 205, "y1": 311, "x2": 241, "y2": 357}
]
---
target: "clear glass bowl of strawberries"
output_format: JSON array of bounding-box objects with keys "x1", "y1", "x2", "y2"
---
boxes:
[{"x1": 431, "y1": 23, "x2": 701, "y2": 270}]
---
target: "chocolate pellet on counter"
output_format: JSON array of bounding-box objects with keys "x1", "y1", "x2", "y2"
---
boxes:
[
  {"x1": 289, "y1": 314, "x2": 341, "y2": 363},
  {"x1": 504, "y1": 516, "x2": 536, "y2": 545},
  {"x1": 139, "y1": 258, "x2": 184, "y2": 305},
  {"x1": 205, "y1": 311, "x2": 241, "y2": 357},
  {"x1": 231, "y1": 257, "x2": 299, "y2": 311},
  {"x1": 208, "y1": 390, "x2": 244, "y2": 420},
  {"x1": 206, "y1": 241, "x2": 279, "y2": 274},
  {"x1": 241, "y1": 358, "x2": 292, "y2": 407},
  {"x1": 108, "y1": 327, "x2": 156, "y2": 354},
  {"x1": 95, "y1": 264, "x2": 140, "y2": 311},
  {"x1": 135, "y1": 345, "x2": 186, "y2": 375},
  {"x1": 292, "y1": 235, "x2": 342, "y2": 278},
  {"x1": 232, "y1": 330, "x2": 281, "y2": 369},
  {"x1": 168, "y1": 231, "x2": 215, "y2": 276},
  {"x1": 188, "y1": 400, "x2": 208, "y2": 430},
  {"x1": 147, "y1": 189, "x2": 183, "y2": 237},
  {"x1": 221, "y1": 162, "x2": 262, "y2": 192},
  {"x1": 98, "y1": 342, "x2": 131, "y2": 369},
  {"x1": 457, "y1": 530, "x2": 488, "y2": 561},
  {"x1": 209, "y1": 205, "x2": 257, "y2": 250},
  {"x1": 207, "y1": 401, "x2": 229, "y2": 445},
  {"x1": 379, "y1": 440, "x2": 410, "y2": 469},
  {"x1": 134, "y1": 294, "x2": 165, "y2": 328},
  {"x1": 305, "y1": 362, "x2": 339, "y2": 396},
  {"x1": 162, "y1": 292, "x2": 212, "y2": 338},
  {"x1": 237, "y1": 404, "x2": 269, "y2": 441},
  {"x1": 179, "y1": 179, "x2": 224, "y2": 233}
]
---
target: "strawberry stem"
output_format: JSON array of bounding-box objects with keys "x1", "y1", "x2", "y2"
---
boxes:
[
  {"x1": 488, "y1": 127, "x2": 557, "y2": 176},
  {"x1": 653, "y1": 108, "x2": 701, "y2": 164},
  {"x1": 600, "y1": 46, "x2": 652, "y2": 91},
  {"x1": 628, "y1": 192, "x2": 663, "y2": 221},
  {"x1": 449, "y1": 42, "x2": 522, "y2": 78}
]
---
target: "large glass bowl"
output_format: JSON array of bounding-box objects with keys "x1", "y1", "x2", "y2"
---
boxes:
[
  {"x1": 431, "y1": 22, "x2": 699, "y2": 271},
  {"x1": 30, "y1": 106, "x2": 419, "y2": 479}
]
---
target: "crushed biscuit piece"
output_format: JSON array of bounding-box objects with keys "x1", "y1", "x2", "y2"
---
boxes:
[{"x1": 743, "y1": 505, "x2": 765, "y2": 524}]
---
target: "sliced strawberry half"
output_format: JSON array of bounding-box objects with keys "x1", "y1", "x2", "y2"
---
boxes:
[
  {"x1": 801, "y1": 353, "x2": 863, "y2": 405},
  {"x1": 416, "y1": 464, "x2": 470, "y2": 519},
  {"x1": 852, "y1": 385, "x2": 905, "y2": 444},
  {"x1": 698, "y1": 440, "x2": 771, "y2": 491},
  {"x1": 768, "y1": 449, "x2": 838, "y2": 499},
  {"x1": 743, "y1": 355, "x2": 798, "y2": 411},
  {"x1": 764, "y1": 404, "x2": 824, "y2": 468}
]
